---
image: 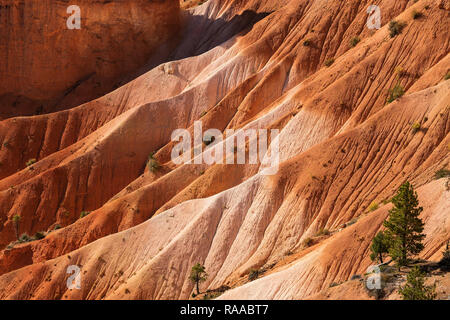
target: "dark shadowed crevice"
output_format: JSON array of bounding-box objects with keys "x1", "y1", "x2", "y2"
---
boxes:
[{"x1": 127, "y1": 9, "x2": 274, "y2": 80}]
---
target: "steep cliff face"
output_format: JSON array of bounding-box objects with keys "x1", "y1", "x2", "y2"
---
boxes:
[
  {"x1": 0, "y1": 0, "x2": 181, "y2": 119},
  {"x1": 0, "y1": 0, "x2": 448, "y2": 300}
]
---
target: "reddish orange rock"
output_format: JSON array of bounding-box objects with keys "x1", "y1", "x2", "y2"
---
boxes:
[{"x1": 0, "y1": 0, "x2": 181, "y2": 118}]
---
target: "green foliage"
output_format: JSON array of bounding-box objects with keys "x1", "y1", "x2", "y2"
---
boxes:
[
  {"x1": 18, "y1": 233, "x2": 31, "y2": 243},
  {"x1": 80, "y1": 211, "x2": 91, "y2": 218},
  {"x1": 349, "y1": 36, "x2": 360, "y2": 47},
  {"x1": 383, "y1": 182, "x2": 425, "y2": 268},
  {"x1": 412, "y1": 10, "x2": 423, "y2": 19},
  {"x1": 370, "y1": 231, "x2": 390, "y2": 263},
  {"x1": 34, "y1": 231, "x2": 46, "y2": 240},
  {"x1": 303, "y1": 39, "x2": 311, "y2": 46},
  {"x1": 324, "y1": 58, "x2": 335, "y2": 67},
  {"x1": 399, "y1": 267, "x2": 436, "y2": 300},
  {"x1": 26, "y1": 158, "x2": 36, "y2": 167},
  {"x1": 12, "y1": 214, "x2": 21, "y2": 240},
  {"x1": 248, "y1": 269, "x2": 261, "y2": 281},
  {"x1": 316, "y1": 228, "x2": 330, "y2": 236},
  {"x1": 202, "y1": 292, "x2": 222, "y2": 300},
  {"x1": 387, "y1": 84, "x2": 405, "y2": 103},
  {"x1": 445, "y1": 72, "x2": 450, "y2": 80},
  {"x1": 439, "y1": 241, "x2": 450, "y2": 270},
  {"x1": 6, "y1": 230, "x2": 46, "y2": 248},
  {"x1": 368, "y1": 201, "x2": 379, "y2": 212},
  {"x1": 411, "y1": 122, "x2": 421, "y2": 134},
  {"x1": 389, "y1": 20, "x2": 406, "y2": 38},
  {"x1": 395, "y1": 66, "x2": 406, "y2": 77},
  {"x1": 147, "y1": 152, "x2": 160, "y2": 173},
  {"x1": 329, "y1": 282, "x2": 339, "y2": 287},
  {"x1": 54, "y1": 224, "x2": 61, "y2": 230},
  {"x1": 303, "y1": 237, "x2": 313, "y2": 247},
  {"x1": 346, "y1": 217, "x2": 359, "y2": 227},
  {"x1": 189, "y1": 263, "x2": 208, "y2": 295},
  {"x1": 434, "y1": 167, "x2": 450, "y2": 179}
]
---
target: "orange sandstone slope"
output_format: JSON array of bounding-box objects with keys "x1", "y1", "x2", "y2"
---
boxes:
[
  {"x1": 0, "y1": 0, "x2": 181, "y2": 119},
  {"x1": 0, "y1": 0, "x2": 449, "y2": 299}
]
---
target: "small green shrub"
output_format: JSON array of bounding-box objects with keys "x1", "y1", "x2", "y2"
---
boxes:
[
  {"x1": 203, "y1": 292, "x2": 223, "y2": 300},
  {"x1": 19, "y1": 233, "x2": 31, "y2": 243},
  {"x1": 439, "y1": 241, "x2": 450, "y2": 270},
  {"x1": 399, "y1": 267, "x2": 436, "y2": 300},
  {"x1": 26, "y1": 158, "x2": 36, "y2": 167},
  {"x1": 387, "y1": 84, "x2": 405, "y2": 103},
  {"x1": 411, "y1": 122, "x2": 421, "y2": 134},
  {"x1": 349, "y1": 36, "x2": 360, "y2": 47},
  {"x1": 147, "y1": 152, "x2": 160, "y2": 173},
  {"x1": 395, "y1": 66, "x2": 406, "y2": 77},
  {"x1": 12, "y1": 214, "x2": 21, "y2": 240},
  {"x1": 34, "y1": 231, "x2": 46, "y2": 240},
  {"x1": 329, "y1": 282, "x2": 340, "y2": 288},
  {"x1": 434, "y1": 168, "x2": 450, "y2": 179},
  {"x1": 444, "y1": 72, "x2": 450, "y2": 80},
  {"x1": 303, "y1": 237, "x2": 313, "y2": 247},
  {"x1": 54, "y1": 224, "x2": 61, "y2": 230},
  {"x1": 368, "y1": 201, "x2": 379, "y2": 212},
  {"x1": 324, "y1": 58, "x2": 335, "y2": 67},
  {"x1": 316, "y1": 228, "x2": 330, "y2": 236},
  {"x1": 389, "y1": 20, "x2": 406, "y2": 38},
  {"x1": 248, "y1": 269, "x2": 261, "y2": 281},
  {"x1": 346, "y1": 217, "x2": 358, "y2": 227},
  {"x1": 412, "y1": 10, "x2": 423, "y2": 19},
  {"x1": 303, "y1": 39, "x2": 311, "y2": 46},
  {"x1": 80, "y1": 211, "x2": 91, "y2": 218}
]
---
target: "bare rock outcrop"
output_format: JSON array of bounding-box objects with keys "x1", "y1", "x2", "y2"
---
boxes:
[{"x1": 0, "y1": 0, "x2": 181, "y2": 118}]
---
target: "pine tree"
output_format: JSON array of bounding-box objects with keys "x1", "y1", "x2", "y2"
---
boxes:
[
  {"x1": 189, "y1": 263, "x2": 208, "y2": 295},
  {"x1": 370, "y1": 231, "x2": 390, "y2": 264},
  {"x1": 383, "y1": 182, "x2": 425, "y2": 269},
  {"x1": 438, "y1": 241, "x2": 450, "y2": 271},
  {"x1": 399, "y1": 267, "x2": 436, "y2": 300},
  {"x1": 12, "y1": 214, "x2": 21, "y2": 240}
]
